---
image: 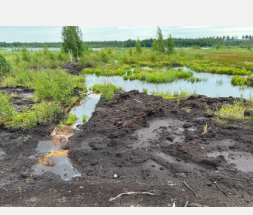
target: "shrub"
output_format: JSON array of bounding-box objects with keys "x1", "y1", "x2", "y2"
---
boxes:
[
  {"x1": 0, "y1": 54, "x2": 12, "y2": 76},
  {"x1": 0, "y1": 92, "x2": 17, "y2": 121}
]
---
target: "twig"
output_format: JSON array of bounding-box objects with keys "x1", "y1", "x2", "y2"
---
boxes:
[
  {"x1": 109, "y1": 191, "x2": 156, "y2": 201},
  {"x1": 210, "y1": 179, "x2": 228, "y2": 196},
  {"x1": 183, "y1": 182, "x2": 197, "y2": 196},
  {"x1": 184, "y1": 201, "x2": 189, "y2": 207},
  {"x1": 134, "y1": 99, "x2": 142, "y2": 103},
  {"x1": 172, "y1": 201, "x2": 176, "y2": 207},
  {"x1": 0, "y1": 187, "x2": 7, "y2": 191}
]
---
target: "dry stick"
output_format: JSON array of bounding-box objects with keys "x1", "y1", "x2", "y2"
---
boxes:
[
  {"x1": 109, "y1": 192, "x2": 156, "y2": 201},
  {"x1": 183, "y1": 182, "x2": 197, "y2": 196},
  {"x1": 184, "y1": 201, "x2": 189, "y2": 207},
  {"x1": 0, "y1": 187, "x2": 7, "y2": 191},
  {"x1": 210, "y1": 179, "x2": 228, "y2": 196},
  {"x1": 134, "y1": 99, "x2": 142, "y2": 103}
]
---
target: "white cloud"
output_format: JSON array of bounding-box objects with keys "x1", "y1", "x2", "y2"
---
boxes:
[{"x1": 1, "y1": 26, "x2": 253, "y2": 42}]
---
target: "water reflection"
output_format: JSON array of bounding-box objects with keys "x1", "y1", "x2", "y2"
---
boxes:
[{"x1": 84, "y1": 67, "x2": 253, "y2": 99}]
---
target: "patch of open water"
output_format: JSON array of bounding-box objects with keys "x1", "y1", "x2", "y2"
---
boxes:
[{"x1": 84, "y1": 66, "x2": 253, "y2": 99}]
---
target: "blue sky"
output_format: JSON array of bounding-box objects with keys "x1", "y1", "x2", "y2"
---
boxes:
[{"x1": 1, "y1": 26, "x2": 253, "y2": 42}]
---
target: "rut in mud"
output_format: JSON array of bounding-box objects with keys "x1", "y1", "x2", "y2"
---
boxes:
[{"x1": 1, "y1": 90, "x2": 253, "y2": 206}]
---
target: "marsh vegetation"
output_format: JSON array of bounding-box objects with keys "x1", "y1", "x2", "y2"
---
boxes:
[{"x1": 1, "y1": 26, "x2": 253, "y2": 129}]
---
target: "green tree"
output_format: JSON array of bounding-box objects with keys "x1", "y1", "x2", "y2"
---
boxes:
[
  {"x1": 166, "y1": 34, "x2": 175, "y2": 54},
  {"x1": 61, "y1": 26, "x2": 85, "y2": 63},
  {"x1": 135, "y1": 38, "x2": 142, "y2": 54},
  {"x1": 43, "y1": 43, "x2": 48, "y2": 55},
  {"x1": 216, "y1": 43, "x2": 220, "y2": 50},
  {"x1": 0, "y1": 54, "x2": 12, "y2": 76},
  {"x1": 152, "y1": 39, "x2": 158, "y2": 51},
  {"x1": 156, "y1": 26, "x2": 165, "y2": 53},
  {"x1": 21, "y1": 45, "x2": 30, "y2": 62},
  {"x1": 14, "y1": 55, "x2": 21, "y2": 65}
]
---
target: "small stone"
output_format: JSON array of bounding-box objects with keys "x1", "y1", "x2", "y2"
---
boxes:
[
  {"x1": 114, "y1": 174, "x2": 118, "y2": 178},
  {"x1": 183, "y1": 123, "x2": 192, "y2": 128},
  {"x1": 42, "y1": 160, "x2": 56, "y2": 167},
  {"x1": 160, "y1": 167, "x2": 164, "y2": 170},
  {"x1": 167, "y1": 135, "x2": 176, "y2": 142},
  {"x1": 80, "y1": 186, "x2": 84, "y2": 189}
]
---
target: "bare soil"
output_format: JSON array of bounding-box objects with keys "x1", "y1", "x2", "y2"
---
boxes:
[
  {"x1": 1, "y1": 90, "x2": 253, "y2": 207},
  {"x1": 63, "y1": 64, "x2": 91, "y2": 75}
]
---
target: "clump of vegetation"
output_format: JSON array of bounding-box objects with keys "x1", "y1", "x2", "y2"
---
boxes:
[
  {"x1": 143, "y1": 88, "x2": 148, "y2": 94},
  {"x1": 151, "y1": 88, "x2": 193, "y2": 100},
  {"x1": 0, "y1": 53, "x2": 12, "y2": 76},
  {"x1": 186, "y1": 109, "x2": 191, "y2": 113},
  {"x1": 91, "y1": 82, "x2": 119, "y2": 103},
  {"x1": 203, "y1": 124, "x2": 208, "y2": 134},
  {"x1": 231, "y1": 75, "x2": 253, "y2": 87},
  {"x1": 66, "y1": 114, "x2": 77, "y2": 125},
  {"x1": 1, "y1": 68, "x2": 85, "y2": 103},
  {"x1": 0, "y1": 91, "x2": 63, "y2": 128},
  {"x1": 82, "y1": 114, "x2": 88, "y2": 122},
  {"x1": 186, "y1": 77, "x2": 208, "y2": 83},
  {"x1": 215, "y1": 104, "x2": 245, "y2": 120}
]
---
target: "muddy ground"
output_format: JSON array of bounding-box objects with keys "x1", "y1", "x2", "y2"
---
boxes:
[
  {"x1": 63, "y1": 64, "x2": 91, "y2": 75},
  {"x1": 1, "y1": 90, "x2": 253, "y2": 207}
]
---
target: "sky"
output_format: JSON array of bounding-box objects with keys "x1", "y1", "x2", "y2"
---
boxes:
[{"x1": 1, "y1": 26, "x2": 253, "y2": 42}]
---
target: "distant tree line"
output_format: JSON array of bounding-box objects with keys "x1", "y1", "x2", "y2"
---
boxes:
[
  {"x1": 0, "y1": 42, "x2": 62, "y2": 48},
  {"x1": 1, "y1": 35, "x2": 253, "y2": 49}
]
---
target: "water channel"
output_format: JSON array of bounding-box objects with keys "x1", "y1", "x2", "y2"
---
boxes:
[{"x1": 29, "y1": 93, "x2": 100, "y2": 181}]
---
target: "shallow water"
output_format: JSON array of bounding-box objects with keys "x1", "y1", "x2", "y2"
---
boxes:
[
  {"x1": 4, "y1": 47, "x2": 103, "y2": 51},
  {"x1": 207, "y1": 151, "x2": 253, "y2": 173},
  {"x1": 84, "y1": 67, "x2": 253, "y2": 99},
  {"x1": 29, "y1": 93, "x2": 100, "y2": 181},
  {"x1": 67, "y1": 93, "x2": 101, "y2": 129}
]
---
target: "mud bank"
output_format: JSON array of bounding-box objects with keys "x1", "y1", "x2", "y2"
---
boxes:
[
  {"x1": 1, "y1": 91, "x2": 253, "y2": 207},
  {"x1": 63, "y1": 64, "x2": 91, "y2": 75}
]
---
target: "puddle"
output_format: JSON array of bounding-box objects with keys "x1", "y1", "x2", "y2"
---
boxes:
[
  {"x1": 207, "y1": 151, "x2": 253, "y2": 173},
  {"x1": 30, "y1": 127, "x2": 79, "y2": 181},
  {"x1": 29, "y1": 93, "x2": 101, "y2": 181},
  {"x1": 133, "y1": 118, "x2": 187, "y2": 148}
]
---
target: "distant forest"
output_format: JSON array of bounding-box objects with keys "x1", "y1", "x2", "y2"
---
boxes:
[{"x1": 1, "y1": 36, "x2": 253, "y2": 48}]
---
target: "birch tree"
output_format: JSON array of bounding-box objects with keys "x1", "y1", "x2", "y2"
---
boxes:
[{"x1": 61, "y1": 26, "x2": 84, "y2": 63}]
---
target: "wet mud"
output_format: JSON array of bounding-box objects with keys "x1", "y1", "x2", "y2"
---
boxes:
[
  {"x1": 1, "y1": 90, "x2": 253, "y2": 206},
  {"x1": 63, "y1": 64, "x2": 91, "y2": 75}
]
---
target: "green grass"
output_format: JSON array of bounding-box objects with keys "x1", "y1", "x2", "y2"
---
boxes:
[
  {"x1": 215, "y1": 104, "x2": 245, "y2": 120},
  {"x1": 231, "y1": 75, "x2": 253, "y2": 87},
  {"x1": 151, "y1": 88, "x2": 193, "y2": 100},
  {"x1": 143, "y1": 88, "x2": 148, "y2": 94},
  {"x1": 82, "y1": 114, "x2": 88, "y2": 122},
  {"x1": 66, "y1": 114, "x2": 77, "y2": 125}
]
